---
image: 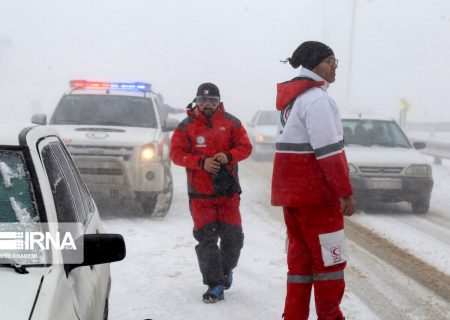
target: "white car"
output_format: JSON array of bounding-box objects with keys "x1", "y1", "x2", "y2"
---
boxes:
[
  {"x1": 33, "y1": 80, "x2": 177, "y2": 216},
  {"x1": 0, "y1": 123, "x2": 125, "y2": 320},
  {"x1": 246, "y1": 110, "x2": 279, "y2": 161},
  {"x1": 343, "y1": 115, "x2": 434, "y2": 213}
]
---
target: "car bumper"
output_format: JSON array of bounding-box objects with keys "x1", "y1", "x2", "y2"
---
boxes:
[
  {"x1": 350, "y1": 175, "x2": 433, "y2": 202},
  {"x1": 72, "y1": 155, "x2": 166, "y2": 199},
  {"x1": 253, "y1": 142, "x2": 275, "y2": 155}
]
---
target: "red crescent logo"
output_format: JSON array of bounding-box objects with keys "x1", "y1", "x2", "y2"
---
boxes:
[{"x1": 332, "y1": 247, "x2": 341, "y2": 256}]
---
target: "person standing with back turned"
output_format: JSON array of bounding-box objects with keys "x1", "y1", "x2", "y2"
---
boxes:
[
  {"x1": 271, "y1": 41, "x2": 356, "y2": 319},
  {"x1": 170, "y1": 83, "x2": 252, "y2": 303}
]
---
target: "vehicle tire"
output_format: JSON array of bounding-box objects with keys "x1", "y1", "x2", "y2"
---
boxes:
[
  {"x1": 411, "y1": 198, "x2": 430, "y2": 213},
  {"x1": 153, "y1": 166, "x2": 173, "y2": 217},
  {"x1": 141, "y1": 194, "x2": 158, "y2": 215}
]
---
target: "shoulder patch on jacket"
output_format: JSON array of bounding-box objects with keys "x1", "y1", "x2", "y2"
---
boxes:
[
  {"x1": 224, "y1": 112, "x2": 241, "y2": 128},
  {"x1": 177, "y1": 116, "x2": 194, "y2": 132}
]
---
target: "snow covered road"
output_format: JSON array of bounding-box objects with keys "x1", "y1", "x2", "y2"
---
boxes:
[{"x1": 101, "y1": 159, "x2": 450, "y2": 320}]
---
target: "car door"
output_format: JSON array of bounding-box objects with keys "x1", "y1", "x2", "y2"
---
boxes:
[
  {"x1": 56, "y1": 140, "x2": 111, "y2": 319},
  {"x1": 39, "y1": 137, "x2": 107, "y2": 320}
]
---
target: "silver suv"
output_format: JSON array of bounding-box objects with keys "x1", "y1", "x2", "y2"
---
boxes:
[{"x1": 33, "y1": 80, "x2": 177, "y2": 216}]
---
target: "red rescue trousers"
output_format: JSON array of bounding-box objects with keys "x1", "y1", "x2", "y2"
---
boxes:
[
  {"x1": 190, "y1": 194, "x2": 244, "y2": 286},
  {"x1": 283, "y1": 205, "x2": 346, "y2": 320}
]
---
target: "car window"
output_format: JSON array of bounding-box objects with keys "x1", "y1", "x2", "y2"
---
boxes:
[
  {"x1": 153, "y1": 96, "x2": 166, "y2": 122},
  {"x1": 51, "y1": 94, "x2": 157, "y2": 128},
  {"x1": 342, "y1": 119, "x2": 411, "y2": 148},
  {"x1": 0, "y1": 149, "x2": 49, "y2": 265},
  {"x1": 41, "y1": 143, "x2": 87, "y2": 224},
  {"x1": 249, "y1": 112, "x2": 259, "y2": 126},
  {"x1": 59, "y1": 143, "x2": 96, "y2": 217},
  {"x1": 257, "y1": 111, "x2": 278, "y2": 126},
  {"x1": 0, "y1": 150, "x2": 39, "y2": 223}
]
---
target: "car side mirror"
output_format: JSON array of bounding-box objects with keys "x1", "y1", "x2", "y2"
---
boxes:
[
  {"x1": 163, "y1": 118, "x2": 179, "y2": 132},
  {"x1": 65, "y1": 233, "x2": 126, "y2": 273},
  {"x1": 247, "y1": 122, "x2": 254, "y2": 128},
  {"x1": 31, "y1": 113, "x2": 47, "y2": 125},
  {"x1": 413, "y1": 141, "x2": 426, "y2": 150}
]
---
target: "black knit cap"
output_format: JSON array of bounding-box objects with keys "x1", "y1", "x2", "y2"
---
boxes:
[
  {"x1": 196, "y1": 82, "x2": 220, "y2": 97},
  {"x1": 288, "y1": 41, "x2": 334, "y2": 70}
]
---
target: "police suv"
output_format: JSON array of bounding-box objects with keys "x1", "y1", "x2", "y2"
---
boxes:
[{"x1": 33, "y1": 80, "x2": 177, "y2": 217}]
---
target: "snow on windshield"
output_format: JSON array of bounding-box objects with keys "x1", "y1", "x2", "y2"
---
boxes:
[
  {"x1": 0, "y1": 162, "x2": 14, "y2": 188},
  {"x1": 9, "y1": 197, "x2": 39, "y2": 224},
  {"x1": 0, "y1": 152, "x2": 39, "y2": 224}
]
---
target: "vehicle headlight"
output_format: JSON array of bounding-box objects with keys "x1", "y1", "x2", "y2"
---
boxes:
[
  {"x1": 348, "y1": 163, "x2": 358, "y2": 174},
  {"x1": 255, "y1": 135, "x2": 265, "y2": 143},
  {"x1": 140, "y1": 143, "x2": 158, "y2": 162},
  {"x1": 406, "y1": 164, "x2": 432, "y2": 176}
]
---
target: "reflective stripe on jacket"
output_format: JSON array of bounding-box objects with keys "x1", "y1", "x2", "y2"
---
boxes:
[{"x1": 271, "y1": 69, "x2": 352, "y2": 206}]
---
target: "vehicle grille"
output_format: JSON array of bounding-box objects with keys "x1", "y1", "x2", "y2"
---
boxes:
[
  {"x1": 78, "y1": 168, "x2": 123, "y2": 175},
  {"x1": 66, "y1": 145, "x2": 134, "y2": 161},
  {"x1": 358, "y1": 166, "x2": 404, "y2": 174}
]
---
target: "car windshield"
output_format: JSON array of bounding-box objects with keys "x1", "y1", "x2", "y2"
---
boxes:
[
  {"x1": 51, "y1": 94, "x2": 157, "y2": 128},
  {"x1": 0, "y1": 150, "x2": 44, "y2": 265},
  {"x1": 342, "y1": 119, "x2": 411, "y2": 148},
  {"x1": 257, "y1": 111, "x2": 278, "y2": 126}
]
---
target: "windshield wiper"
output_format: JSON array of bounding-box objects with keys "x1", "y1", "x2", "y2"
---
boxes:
[
  {"x1": 345, "y1": 142, "x2": 369, "y2": 147},
  {"x1": 392, "y1": 143, "x2": 409, "y2": 148},
  {"x1": 369, "y1": 142, "x2": 395, "y2": 147},
  {"x1": 93, "y1": 121, "x2": 124, "y2": 126},
  {"x1": 0, "y1": 260, "x2": 29, "y2": 274},
  {"x1": 55, "y1": 120, "x2": 80, "y2": 125}
]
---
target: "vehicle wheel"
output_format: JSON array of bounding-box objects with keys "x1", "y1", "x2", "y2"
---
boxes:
[
  {"x1": 411, "y1": 198, "x2": 430, "y2": 213},
  {"x1": 153, "y1": 166, "x2": 173, "y2": 217},
  {"x1": 141, "y1": 194, "x2": 158, "y2": 215}
]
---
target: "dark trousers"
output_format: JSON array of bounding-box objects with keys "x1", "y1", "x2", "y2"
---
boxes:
[{"x1": 190, "y1": 194, "x2": 244, "y2": 286}]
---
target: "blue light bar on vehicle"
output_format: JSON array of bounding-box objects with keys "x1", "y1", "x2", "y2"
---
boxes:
[{"x1": 70, "y1": 80, "x2": 151, "y2": 92}]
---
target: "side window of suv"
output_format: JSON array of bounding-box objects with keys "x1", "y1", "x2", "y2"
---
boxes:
[
  {"x1": 41, "y1": 142, "x2": 91, "y2": 224},
  {"x1": 153, "y1": 95, "x2": 166, "y2": 124},
  {"x1": 59, "y1": 142, "x2": 96, "y2": 217},
  {"x1": 42, "y1": 144, "x2": 79, "y2": 223}
]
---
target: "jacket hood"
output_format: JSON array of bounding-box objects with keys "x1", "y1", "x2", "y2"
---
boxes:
[{"x1": 276, "y1": 77, "x2": 323, "y2": 111}]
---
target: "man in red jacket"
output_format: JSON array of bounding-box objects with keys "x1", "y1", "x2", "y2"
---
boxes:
[
  {"x1": 171, "y1": 83, "x2": 252, "y2": 303},
  {"x1": 272, "y1": 41, "x2": 356, "y2": 319}
]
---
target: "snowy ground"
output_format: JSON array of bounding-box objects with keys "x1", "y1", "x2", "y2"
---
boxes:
[{"x1": 102, "y1": 158, "x2": 450, "y2": 320}]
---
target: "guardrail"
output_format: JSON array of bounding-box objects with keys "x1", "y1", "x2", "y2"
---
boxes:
[
  {"x1": 409, "y1": 137, "x2": 450, "y2": 165},
  {"x1": 405, "y1": 122, "x2": 450, "y2": 165},
  {"x1": 406, "y1": 122, "x2": 450, "y2": 132}
]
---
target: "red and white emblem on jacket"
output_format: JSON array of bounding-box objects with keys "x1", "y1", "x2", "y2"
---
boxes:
[{"x1": 196, "y1": 135, "x2": 206, "y2": 147}]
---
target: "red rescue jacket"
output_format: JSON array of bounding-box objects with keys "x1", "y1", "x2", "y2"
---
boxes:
[
  {"x1": 170, "y1": 103, "x2": 252, "y2": 197},
  {"x1": 271, "y1": 77, "x2": 353, "y2": 207}
]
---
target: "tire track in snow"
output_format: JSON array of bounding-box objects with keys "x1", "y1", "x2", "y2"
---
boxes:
[{"x1": 346, "y1": 219, "x2": 450, "y2": 304}]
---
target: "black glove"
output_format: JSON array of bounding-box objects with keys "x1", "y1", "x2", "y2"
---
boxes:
[{"x1": 212, "y1": 165, "x2": 241, "y2": 196}]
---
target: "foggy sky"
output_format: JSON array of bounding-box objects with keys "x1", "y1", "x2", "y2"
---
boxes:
[{"x1": 0, "y1": 0, "x2": 449, "y2": 124}]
